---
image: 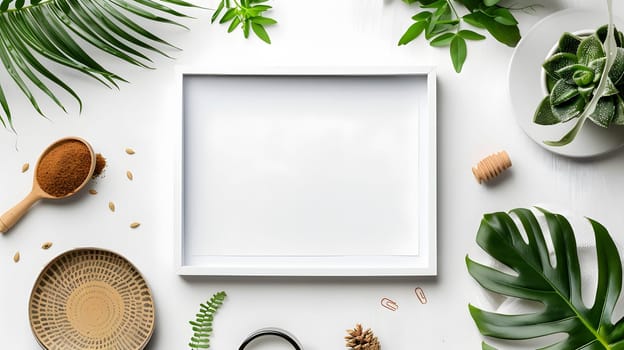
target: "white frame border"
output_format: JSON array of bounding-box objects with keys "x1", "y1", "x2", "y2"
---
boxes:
[{"x1": 174, "y1": 66, "x2": 437, "y2": 276}]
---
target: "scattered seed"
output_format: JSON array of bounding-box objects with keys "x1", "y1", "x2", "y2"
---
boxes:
[
  {"x1": 41, "y1": 242, "x2": 53, "y2": 250},
  {"x1": 89, "y1": 189, "x2": 98, "y2": 195},
  {"x1": 21, "y1": 163, "x2": 29, "y2": 173},
  {"x1": 13, "y1": 251, "x2": 19, "y2": 263},
  {"x1": 126, "y1": 170, "x2": 133, "y2": 181},
  {"x1": 108, "y1": 201, "x2": 115, "y2": 212},
  {"x1": 125, "y1": 148, "x2": 135, "y2": 155},
  {"x1": 130, "y1": 222, "x2": 141, "y2": 229}
]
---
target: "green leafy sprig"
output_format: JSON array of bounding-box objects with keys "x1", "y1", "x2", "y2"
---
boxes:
[
  {"x1": 399, "y1": 0, "x2": 521, "y2": 72},
  {"x1": 189, "y1": 291, "x2": 227, "y2": 349},
  {"x1": 0, "y1": 0, "x2": 195, "y2": 129},
  {"x1": 211, "y1": 0, "x2": 276, "y2": 44},
  {"x1": 467, "y1": 208, "x2": 624, "y2": 349}
]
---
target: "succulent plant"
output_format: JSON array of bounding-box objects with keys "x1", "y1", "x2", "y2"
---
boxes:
[{"x1": 534, "y1": 25, "x2": 624, "y2": 144}]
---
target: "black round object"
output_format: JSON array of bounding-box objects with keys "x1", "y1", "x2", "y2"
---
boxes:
[{"x1": 239, "y1": 328, "x2": 302, "y2": 350}]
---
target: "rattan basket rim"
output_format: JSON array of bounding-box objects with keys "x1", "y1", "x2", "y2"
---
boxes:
[{"x1": 28, "y1": 247, "x2": 155, "y2": 350}]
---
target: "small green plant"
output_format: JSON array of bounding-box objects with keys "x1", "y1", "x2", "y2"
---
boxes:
[
  {"x1": 467, "y1": 208, "x2": 624, "y2": 349},
  {"x1": 211, "y1": 0, "x2": 277, "y2": 44},
  {"x1": 188, "y1": 291, "x2": 227, "y2": 349},
  {"x1": 399, "y1": 0, "x2": 522, "y2": 73},
  {"x1": 534, "y1": 25, "x2": 624, "y2": 146}
]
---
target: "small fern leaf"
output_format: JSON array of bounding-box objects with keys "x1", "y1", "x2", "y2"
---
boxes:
[{"x1": 189, "y1": 291, "x2": 226, "y2": 349}]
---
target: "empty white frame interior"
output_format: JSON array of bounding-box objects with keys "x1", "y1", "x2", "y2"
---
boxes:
[{"x1": 176, "y1": 67, "x2": 436, "y2": 276}]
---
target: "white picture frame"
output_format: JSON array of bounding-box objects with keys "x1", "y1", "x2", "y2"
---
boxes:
[{"x1": 174, "y1": 66, "x2": 436, "y2": 276}]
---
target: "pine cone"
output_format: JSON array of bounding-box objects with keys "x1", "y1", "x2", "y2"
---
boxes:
[{"x1": 345, "y1": 324, "x2": 380, "y2": 350}]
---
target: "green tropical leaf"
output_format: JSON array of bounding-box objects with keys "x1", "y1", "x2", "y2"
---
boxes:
[
  {"x1": 492, "y1": 8, "x2": 517, "y2": 26},
  {"x1": 430, "y1": 32, "x2": 455, "y2": 47},
  {"x1": 189, "y1": 291, "x2": 226, "y2": 350},
  {"x1": 251, "y1": 22, "x2": 270, "y2": 43},
  {"x1": 458, "y1": 29, "x2": 485, "y2": 41},
  {"x1": 463, "y1": 11, "x2": 520, "y2": 47},
  {"x1": 227, "y1": 16, "x2": 240, "y2": 33},
  {"x1": 0, "y1": 0, "x2": 194, "y2": 128},
  {"x1": 425, "y1": 22, "x2": 455, "y2": 40},
  {"x1": 251, "y1": 16, "x2": 276, "y2": 25},
  {"x1": 398, "y1": 21, "x2": 427, "y2": 46},
  {"x1": 211, "y1": 0, "x2": 224, "y2": 23},
  {"x1": 242, "y1": 19, "x2": 250, "y2": 38},
  {"x1": 249, "y1": 4, "x2": 271, "y2": 11},
  {"x1": 450, "y1": 35, "x2": 467, "y2": 73},
  {"x1": 434, "y1": 18, "x2": 459, "y2": 26},
  {"x1": 462, "y1": 13, "x2": 486, "y2": 29},
  {"x1": 424, "y1": 2, "x2": 451, "y2": 40},
  {"x1": 219, "y1": 8, "x2": 236, "y2": 23},
  {"x1": 411, "y1": 11, "x2": 431, "y2": 21},
  {"x1": 467, "y1": 208, "x2": 624, "y2": 349}
]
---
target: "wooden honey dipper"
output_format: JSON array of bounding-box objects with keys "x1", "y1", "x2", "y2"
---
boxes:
[{"x1": 472, "y1": 151, "x2": 511, "y2": 184}]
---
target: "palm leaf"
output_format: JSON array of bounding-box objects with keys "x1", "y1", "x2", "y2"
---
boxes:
[
  {"x1": 0, "y1": 0, "x2": 194, "y2": 128},
  {"x1": 467, "y1": 208, "x2": 624, "y2": 349}
]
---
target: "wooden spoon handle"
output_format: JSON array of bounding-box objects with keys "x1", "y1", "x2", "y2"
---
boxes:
[{"x1": 0, "y1": 191, "x2": 41, "y2": 233}]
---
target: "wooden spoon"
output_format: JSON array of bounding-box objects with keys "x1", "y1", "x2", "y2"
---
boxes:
[{"x1": 0, "y1": 137, "x2": 95, "y2": 233}]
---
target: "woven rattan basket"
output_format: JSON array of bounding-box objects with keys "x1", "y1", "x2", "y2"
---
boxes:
[{"x1": 29, "y1": 248, "x2": 155, "y2": 350}]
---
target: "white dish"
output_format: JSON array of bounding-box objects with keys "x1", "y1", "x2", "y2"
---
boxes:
[
  {"x1": 509, "y1": 9, "x2": 624, "y2": 158},
  {"x1": 174, "y1": 66, "x2": 437, "y2": 276}
]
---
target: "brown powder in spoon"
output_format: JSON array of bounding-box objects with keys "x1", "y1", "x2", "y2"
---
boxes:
[{"x1": 36, "y1": 140, "x2": 92, "y2": 197}]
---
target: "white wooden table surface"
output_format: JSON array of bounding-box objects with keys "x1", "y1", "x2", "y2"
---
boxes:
[{"x1": 1, "y1": 0, "x2": 622, "y2": 349}]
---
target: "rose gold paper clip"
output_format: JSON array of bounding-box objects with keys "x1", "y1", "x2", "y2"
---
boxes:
[
  {"x1": 380, "y1": 298, "x2": 398, "y2": 311},
  {"x1": 415, "y1": 287, "x2": 428, "y2": 304}
]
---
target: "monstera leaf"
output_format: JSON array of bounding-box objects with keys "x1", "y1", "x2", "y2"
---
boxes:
[
  {"x1": 466, "y1": 208, "x2": 624, "y2": 349},
  {"x1": 0, "y1": 0, "x2": 195, "y2": 128}
]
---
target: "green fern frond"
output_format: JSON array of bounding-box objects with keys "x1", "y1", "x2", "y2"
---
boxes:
[
  {"x1": 0, "y1": 0, "x2": 195, "y2": 128},
  {"x1": 189, "y1": 291, "x2": 226, "y2": 350}
]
